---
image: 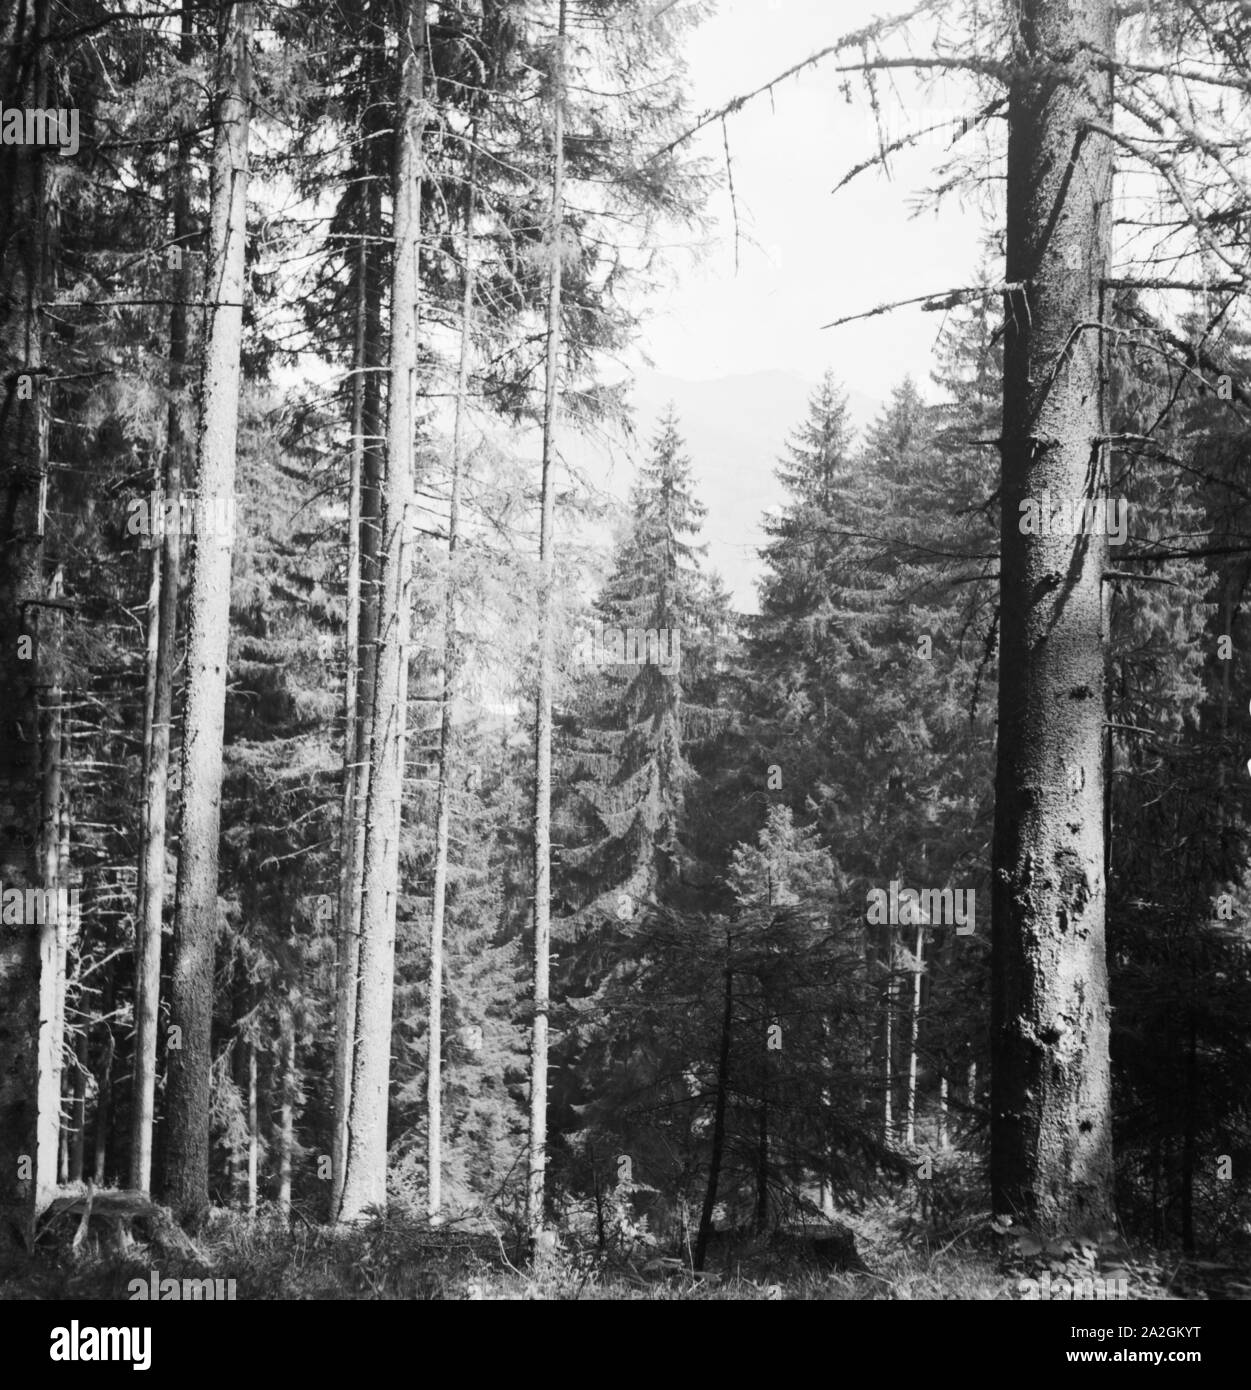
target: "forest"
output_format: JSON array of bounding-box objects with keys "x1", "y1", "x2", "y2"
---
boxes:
[{"x1": 2, "y1": 0, "x2": 1251, "y2": 1312}]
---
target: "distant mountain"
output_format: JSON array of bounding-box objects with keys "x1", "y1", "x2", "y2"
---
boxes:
[{"x1": 578, "y1": 370, "x2": 880, "y2": 614}]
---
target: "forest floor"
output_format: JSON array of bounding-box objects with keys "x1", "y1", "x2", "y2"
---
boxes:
[{"x1": 3, "y1": 1195, "x2": 1251, "y2": 1300}]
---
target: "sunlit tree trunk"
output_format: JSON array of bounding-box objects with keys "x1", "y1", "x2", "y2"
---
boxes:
[
  {"x1": 165, "y1": 0, "x2": 254, "y2": 1227},
  {"x1": 882, "y1": 931, "x2": 894, "y2": 1143},
  {"x1": 40, "y1": 565, "x2": 67, "y2": 1193},
  {"x1": 992, "y1": 0, "x2": 1115, "y2": 1233},
  {"x1": 276, "y1": 1006, "x2": 295, "y2": 1216},
  {"x1": 68, "y1": 1028, "x2": 87, "y2": 1184},
  {"x1": 333, "y1": 206, "x2": 368, "y2": 1215},
  {"x1": 904, "y1": 921, "x2": 923, "y2": 1147},
  {"x1": 132, "y1": 6, "x2": 193, "y2": 1191},
  {"x1": 339, "y1": 0, "x2": 429, "y2": 1222},
  {"x1": 428, "y1": 137, "x2": 478, "y2": 1221},
  {"x1": 246, "y1": 1042, "x2": 258, "y2": 1217},
  {"x1": 332, "y1": 0, "x2": 387, "y2": 1216},
  {"x1": 527, "y1": 0, "x2": 567, "y2": 1249}
]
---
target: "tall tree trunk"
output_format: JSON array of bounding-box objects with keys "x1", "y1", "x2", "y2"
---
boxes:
[
  {"x1": 904, "y1": 921, "x2": 923, "y2": 1147},
  {"x1": 0, "y1": 0, "x2": 55, "y2": 1252},
  {"x1": 860, "y1": 924, "x2": 874, "y2": 1125},
  {"x1": 92, "y1": 1035, "x2": 114, "y2": 1186},
  {"x1": 332, "y1": 0, "x2": 387, "y2": 1215},
  {"x1": 818, "y1": 1016, "x2": 835, "y2": 1218},
  {"x1": 93, "y1": 964, "x2": 115, "y2": 1187},
  {"x1": 694, "y1": 931, "x2": 732, "y2": 1273},
  {"x1": 1149, "y1": 1133, "x2": 1163, "y2": 1245},
  {"x1": 338, "y1": 0, "x2": 428, "y2": 1222},
  {"x1": 754, "y1": 962, "x2": 770, "y2": 1236},
  {"x1": 40, "y1": 564, "x2": 66, "y2": 1193},
  {"x1": 58, "y1": 1094, "x2": 68, "y2": 1186},
  {"x1": 333, "y1": 200, "x2": 368, "y2": 1215},
  {"x1": 882, "y1": 934, "x2": 894, "y2": 1143},
  {"x1": 246, "y1": 1041, "x2": 258, "y2": 1217},
  {"x1": 132, "y1": 5, "x2": 193, "y2": 1195},
  {"x1": 754, "y1": 1086, "x2": 769, "y2": 1235},
  {"x1": 276, "y1": 1006, "x2": 295, "y2": 1216},
  {"x1": 428, "y1": 137, "x2": 478, "y2": 1222},
  {"x1": 527, "y1": 0, "x2": 567, "y2": 1248},
  {"x1": 165, "y1": 0, "x2": 254, "y2": 1227},
  {"x1": 1180, "y1": 969, "x2": 1198, "y2": 1253},
  {"x1": 56, "y1": 759, "x2": 73, "y2": 1186},
  {"x1": 993, "y1": 0, "x2": 1116, "y2": 1233},
  {"x1": 69, "y1": 1026, "x2": 87, "y2": 1184}
]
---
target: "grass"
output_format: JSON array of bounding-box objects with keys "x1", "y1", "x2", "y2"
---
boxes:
[{"x1": 4, "y1": 1192, "x2": 1231, "y2": 1300}]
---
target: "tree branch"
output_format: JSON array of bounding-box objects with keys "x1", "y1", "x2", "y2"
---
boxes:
[{"x1": 820, "y1": 282, "x2": 1023, "y2": 331}]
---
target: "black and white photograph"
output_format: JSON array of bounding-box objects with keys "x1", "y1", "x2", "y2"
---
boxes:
[{"x1": 1, "y1": 0, "x2": 1250, "y2": 1354}]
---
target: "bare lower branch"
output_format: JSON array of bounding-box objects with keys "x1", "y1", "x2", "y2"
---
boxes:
[
  {"x1": 1104, "y1": 278, "x2": 1247, "y2": 292},
  {"x1": 644, "y1": 2, "x2": 998, "y2": 163},
  {"x1": 821, "y1": 282, "x2": 1023, "y2": 330}
]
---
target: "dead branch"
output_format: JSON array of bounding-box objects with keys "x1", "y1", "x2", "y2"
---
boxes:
[{"x1": 821, "y1": 282, "x2": 1023, "y2": 330}]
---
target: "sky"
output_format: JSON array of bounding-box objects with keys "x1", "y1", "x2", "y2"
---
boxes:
[{"x1": 633, "y1": 0, "x2": 995, "y2": 399}]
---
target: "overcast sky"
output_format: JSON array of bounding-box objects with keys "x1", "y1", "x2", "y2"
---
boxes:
[{"x1": 635, "y1": 0, "x2": 996, "y2": 398}]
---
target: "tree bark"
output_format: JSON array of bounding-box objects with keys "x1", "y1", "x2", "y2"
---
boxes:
[
  {"x1": 93, "y1": 964, "x2": 115, "y2": 1187},
  {"x1": 882, "y1": 931, "x2": 894, "y2": 1143},
  {"x1": 332, "y1": 0, "x2": 387, "y2": 1218},
  {"x1": 39, "y1": 564, "x2": 66, "y2": 1194},
  {"x1": 165, "y1": 0, "x2": 253, "y2": 1228},
  {"x1": 55, "y1": 766, "x2": 72, "y2": 1187},
  {"x1": 428, "y1": 136, "x2": 478, "y2": 1223},
  {"x1": 132, "y1": 7, "x2": 193, "y2": 1192},
  {"x1": 333, "y1": 207, "x2": 368, "y2": 1218},
  {"x1": 68, "y1": 1027, "x2": 87, "y2": 1184},
  {"x1": 818, "y1": 1015, "x2": 835, "y2": 1218},
  {"x1": 92, "y1": 1034, "x2": 114, "y2": 1186},
  {"x1": 246, "y1": 1041, "x2": 258, "y2": 1217},
  {"x1": 992, "y1": 0, "x2": 1116, "y2": 1233},
  {"x1": 527, "y1": 0, "x2": 567, "y2": 1249},
  {"x1": 1179, "y1": 976, "x2": 1197, "y2": 1253},
  {"x1": 276, "y1": 1005, "x2": 295, "y2": 1215},
  {"x1": 904, "y1": 921, "x2": 923, "y2": 1147},
  {"x1": 694, "y1": 930, "x2": 732, "y2": 1273},
  {"x1": 338, "y1": 0, "x2": 428, "y2": 1222},
  {"x1": 754, "y1": 1085, "x2": 769, "y2": 1235},
  {"x1": 0, "y1": 0, "x2": 55, "y2": 1255}
]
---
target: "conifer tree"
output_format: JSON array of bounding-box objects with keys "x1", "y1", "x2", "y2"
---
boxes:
[
  {"x1": 165, "y1": 0, "x2": 255, "y2": 1227},
  {"x1": 557, "y1": 409, "x2": 714, "y2": 923},
  {"x1": 132, "y1": 3, "x2": 197, "y2": 1196},
  {"x1": 339, "y1": 0, "x2": 429, "y2": 1225},
  {"x1": 0, "y1": 0, "x2": 56, "y2": 1246},
  {"x1": 993, "y1": 0, "x2": 1116, "y2": 1232}
]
